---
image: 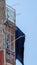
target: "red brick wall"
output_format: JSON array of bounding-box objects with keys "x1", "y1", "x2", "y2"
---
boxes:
[{"x1": 0, "y1": 51, "x2": 4, "y2": 65}]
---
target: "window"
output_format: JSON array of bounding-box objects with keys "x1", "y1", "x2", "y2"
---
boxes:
[{"x1": 6, "y1": 32, "x2": 10, "y2": 49}]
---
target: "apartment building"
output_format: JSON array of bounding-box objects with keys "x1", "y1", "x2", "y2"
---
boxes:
[{"x1": 0, "y1": 0, "x2": 16, "y2": 65}]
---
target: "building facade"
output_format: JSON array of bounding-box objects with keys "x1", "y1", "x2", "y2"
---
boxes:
[{"x1": 0, "y1": 0, "x2": 16, "y2": 65}]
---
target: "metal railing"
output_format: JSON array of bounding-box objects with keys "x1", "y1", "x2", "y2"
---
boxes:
[{"x1": 6, "y1": 5, "x2": 16, "y2": 23}]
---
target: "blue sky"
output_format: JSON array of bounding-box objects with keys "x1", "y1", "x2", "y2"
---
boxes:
[{"x1": 6, "y1": 0, "x2": 37, "y2": 65}]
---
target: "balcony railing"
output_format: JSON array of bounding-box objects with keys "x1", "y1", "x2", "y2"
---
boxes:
[{"x1": 6, "y1": 5, "x2": 16, "y2": 24}]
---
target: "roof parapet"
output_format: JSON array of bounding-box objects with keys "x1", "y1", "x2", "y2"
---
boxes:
[{"x1": 5, "y1": 4, "x2": 16, "y2": 24}]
